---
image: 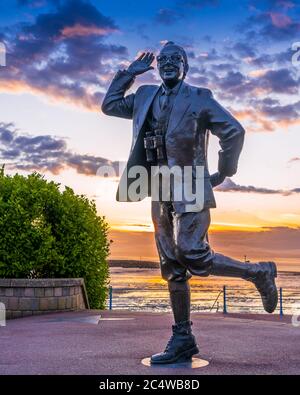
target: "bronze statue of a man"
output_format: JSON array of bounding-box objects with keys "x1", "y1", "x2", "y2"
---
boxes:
[{"x1": 102, "y1": 42, "x2": 278, "y2": 364}]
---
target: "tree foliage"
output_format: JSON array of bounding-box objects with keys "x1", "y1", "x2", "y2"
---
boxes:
[{"x1": 0, "y1": 169, "x2": 110, "y2": 309}]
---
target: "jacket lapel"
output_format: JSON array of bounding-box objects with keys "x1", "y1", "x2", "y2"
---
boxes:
[
  {"x1": 131, "y1": 81, "x2": 191, "y2": 151},
  {"x1": 166, "y1": 81, "x2": 191, "y2": 135},
  {"x1": 134, "y1": 85, "x2": 160, "y2": 139}
]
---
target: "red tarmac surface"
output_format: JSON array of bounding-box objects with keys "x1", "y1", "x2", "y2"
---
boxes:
[{"x1": 1, "y1": 310, "x2": 300, "y2": 375}]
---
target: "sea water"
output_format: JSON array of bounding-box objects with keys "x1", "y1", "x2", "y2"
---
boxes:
[{"x1": 109, "y1": 267, "x2": 300, "y2": 315}]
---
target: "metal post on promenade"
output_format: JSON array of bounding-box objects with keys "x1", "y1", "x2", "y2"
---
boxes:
[
  {"x1": 279, "y1": 287, "x2": 283, "y2": 317},
  {"x1": 223, "y1": 285, "x2": 227, "y2": 314},
  {"x1": 109, "y1": 286, "x2": 113, "y2": 310}
]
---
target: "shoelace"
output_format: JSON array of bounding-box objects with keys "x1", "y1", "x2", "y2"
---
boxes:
[
  {"x1": 164, "y1": 334, "x2": 175, "y2": 352},
  {"x1": 164, "y1": 325, "x2": 191, "y2": 352}
]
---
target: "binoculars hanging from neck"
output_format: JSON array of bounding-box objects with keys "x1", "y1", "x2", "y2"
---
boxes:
[{"x1": 144, "y1": 129, "x2": 166, "y2": 163}]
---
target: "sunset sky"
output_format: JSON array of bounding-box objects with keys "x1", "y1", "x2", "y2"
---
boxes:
[{"x1": 0, "y1": 0, "x2": 299, "y2": 269}]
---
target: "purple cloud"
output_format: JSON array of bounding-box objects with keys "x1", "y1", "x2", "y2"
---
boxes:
[
  {"x1": 258, "y1": 68, "x2": 299, "y2": 94},
  {"x1": 0, "y1": 0, "x2": 128, "y2": 110},
  {"x1": 216, "y1": 178, "x2": 300, "y2": 196},
  {"x1": 0, "y1": 122, "x2": 120, "y2": 176}
]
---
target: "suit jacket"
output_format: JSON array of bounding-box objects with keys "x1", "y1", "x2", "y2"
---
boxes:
[{"x1": 101, "y1": 70, "x2": 245, "y2": 213}]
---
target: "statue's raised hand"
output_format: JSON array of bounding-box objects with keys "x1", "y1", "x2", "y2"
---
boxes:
[{"x1": 127, "y1": 52, "x2": 155, "y2": 76}]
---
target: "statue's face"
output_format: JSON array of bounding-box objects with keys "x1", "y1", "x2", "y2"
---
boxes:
[{"x1": 157, "y1": 47, "x2": 184, "y2": 84}]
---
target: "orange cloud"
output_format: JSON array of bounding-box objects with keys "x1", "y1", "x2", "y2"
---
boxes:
[
  {"x1": 248, "y1": 69, "x2": 271, "y2": 78},
  {"x1": 233, "y1": 108, "x2": 300, "y2": 132},
  {"x1": 61, "y1": 24, "x2": 116, "y2": 38},
  {"x1": 0, "y1": 79, "x2": 100, "y2": 112},
  {"x1": 233, "y1": 109, "x2": 275, "y2": 132},
  {"x1": 277, "y1": 118, "x2": 300, "y2": 128}
]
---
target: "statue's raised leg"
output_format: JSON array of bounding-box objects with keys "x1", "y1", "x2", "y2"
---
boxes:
[{"x1": 210, "y1": 253, "x2": 278, "y2": 313}]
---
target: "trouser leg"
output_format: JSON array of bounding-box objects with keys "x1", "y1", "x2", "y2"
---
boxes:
[
  {"x1": 168, "y1": 280, "x2": 191, "y2": 324},
  {"x1": 210, "y1": 253, "x2": 253, "y2": 279},
  {"x1": 171, "y1": 209, "x2": 258, "y2": 280},
  {"x1": 172, "y1": 208, "x2": 214, "y2": 277},
  {"x1": 151, "y1": 201, "x2": 191, "y2": 282}
]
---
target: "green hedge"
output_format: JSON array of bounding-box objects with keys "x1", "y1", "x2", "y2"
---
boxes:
[{"x1": 0, "y1": 167, "x2": 110, "y2": 309}]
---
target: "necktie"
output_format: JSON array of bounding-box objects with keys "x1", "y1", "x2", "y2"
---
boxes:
[{"x1": 160, "y1": 89, "x2": 171, "y2": 111}]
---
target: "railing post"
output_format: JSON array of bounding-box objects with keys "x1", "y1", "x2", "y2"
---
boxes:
[
  {"x1": 223, "y1": 285, "x2": 227, "y2": 314},
  {"x1": 109, "y1": 286, "x2": 113, "y2": 310},
  {"x1": 279, "y1": 287, "x2": 283, "y2": 317}
]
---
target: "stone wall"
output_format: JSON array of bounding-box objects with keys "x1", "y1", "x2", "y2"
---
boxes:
[{"x1": 0, "y1": 278, "x2": 90, "y2": 319}]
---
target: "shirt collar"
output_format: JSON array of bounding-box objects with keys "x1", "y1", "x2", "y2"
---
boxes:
[{"x1": 161, "y1": 80, "x2": 182, "y2": 96}]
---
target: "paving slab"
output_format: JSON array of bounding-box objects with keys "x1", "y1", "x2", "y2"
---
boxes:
[{"x1": 0, "y1": 310, "x2": 299, "y2": 375}]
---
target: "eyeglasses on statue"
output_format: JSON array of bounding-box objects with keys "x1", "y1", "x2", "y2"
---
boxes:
[{"x1": 156, "y1": 54, "x2": 184, "y2": 64}]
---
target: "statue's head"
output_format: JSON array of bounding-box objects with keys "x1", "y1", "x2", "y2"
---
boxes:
[{"x1": 157, "y1": 41, "x2": 189, "y2": 85}]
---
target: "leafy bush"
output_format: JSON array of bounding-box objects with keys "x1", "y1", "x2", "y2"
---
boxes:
[{"x1": 0, "y1": 166, "x2": 110, "y2": 309}]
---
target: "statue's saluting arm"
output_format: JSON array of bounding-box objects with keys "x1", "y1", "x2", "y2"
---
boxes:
[{"x1": 101, "y1": 52, "x2": 154, "y2": 119}]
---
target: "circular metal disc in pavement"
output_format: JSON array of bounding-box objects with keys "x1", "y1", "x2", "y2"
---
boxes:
[{"x1": 141, "y1": 357, "x2": 209, "y2": 369}]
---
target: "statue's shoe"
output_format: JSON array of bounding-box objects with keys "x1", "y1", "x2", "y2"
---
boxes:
[
  {"x1": 150, "y1": 321, "x2": 199, "y2": 364},
  {"x1": 247, "y1": 262, "x2": 278, "y2": 313}
]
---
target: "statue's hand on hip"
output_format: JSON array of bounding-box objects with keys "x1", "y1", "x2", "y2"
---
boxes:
[
  {"x1": 210, "y1": 171, "x2": 226, "y2": 188},
  {"x1": 127, "y1": 52, "x2": 155, "y2": 76}
]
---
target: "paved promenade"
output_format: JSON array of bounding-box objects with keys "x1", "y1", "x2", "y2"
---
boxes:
[{"x1": 1, "y1": 310, "x2": 299, "y2": 375}]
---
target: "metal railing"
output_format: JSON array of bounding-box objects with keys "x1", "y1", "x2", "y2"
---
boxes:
[{"x1": 107, "y1": 285, "x2": 300, "y2": 316}]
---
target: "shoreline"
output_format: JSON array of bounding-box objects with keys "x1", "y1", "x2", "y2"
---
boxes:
[{"x1": 109, "y1": 259, "x2": 300, "y2": 274}]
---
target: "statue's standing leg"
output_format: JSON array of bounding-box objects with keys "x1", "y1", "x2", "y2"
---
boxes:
[
  {"x1": 150, "y1": 201, "x2": 199, "y2": 364},
  {"x1": 168, "y1": 279, "x2": 190, "y2": 324}
]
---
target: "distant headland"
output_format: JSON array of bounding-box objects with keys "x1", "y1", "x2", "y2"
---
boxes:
[{"x1": 109, "y1": 260, "x2": 159, "y2": 269}]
